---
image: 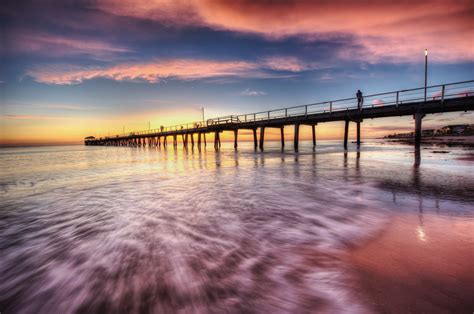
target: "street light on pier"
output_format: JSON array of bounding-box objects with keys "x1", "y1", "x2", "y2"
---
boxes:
[
  {"x1": 424, "y1": 49, "x2": 428, "y2": 102},
  {"x1": 201, "y1": 106, "x2": 205, "y2": 122}
]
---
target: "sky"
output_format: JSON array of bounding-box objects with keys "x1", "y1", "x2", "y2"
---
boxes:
[{"x1": 1, "y1": 0, "x2": 473, "y2": 145}]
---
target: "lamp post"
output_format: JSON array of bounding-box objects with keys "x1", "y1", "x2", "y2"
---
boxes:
[
  {"x1": 424, "y1": 49, "x2": 428, "y2": 102},
  {"x1": 201, "y1": 106, "x2": 205, "y2": 122}
]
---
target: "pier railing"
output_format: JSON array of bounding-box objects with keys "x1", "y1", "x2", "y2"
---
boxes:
[{"x1": 105, "y1": 80, "x2": 473, "y2": 139}]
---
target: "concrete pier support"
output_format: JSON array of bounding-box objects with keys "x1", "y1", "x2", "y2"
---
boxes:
[
  {"x1": 234, "y1": 129, "x2": 238, "y2": 149},
  {"x1": 414, "y1": 112, "x2": 424, "y2": 150},
  {"x1": 184, "y1": 133, "x2": 188, "y2": 148},
  {"x1": 280, "y1": 127, "x2": 285, "y2": 148},
  {"x1": 198, "y1": 133, "x2": 202, "y2": 148},
  {"x1": 204, "y1": 133, "x2": 207, "y2": 146},
  {"x1": 253, "y1": 128, "x2": 258, "y2": 150},
  {"x1": 173, "y1": 135, "x2": 177, "y2": 147},
  {"x1": 190, "y1": 133, "x2": 194, "y2": 148},
  {"x1": 214, "y1": 131, "x2": 220, "y2": 150},
  {"x1": 259, "y1": 127, "x2": 265, "y2": 150},
  {"x1": 294, "y1": 123, "x2": 300, "y2": 152},
  {"x1": 344, "y1": 120, "x2": 349, "y2": 150},
  {"x1": 356, "y1": 121, "x2": 361, "y2": 147},
  {"x1": 311, "y1": 124, "x2": 316, "y2": 149}
]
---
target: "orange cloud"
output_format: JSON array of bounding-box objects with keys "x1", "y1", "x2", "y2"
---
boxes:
[
  {"x1": 95, "y1": 0, "x2": 473, "y2": 63},
  {"x1": 26, "y1": 57, "x2": 309, "y2": 84}
]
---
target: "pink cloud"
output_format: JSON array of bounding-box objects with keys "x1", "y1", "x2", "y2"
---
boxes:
[
  {"x1": 371, "y1": 99, "x2": 385, "y2": 106},
  {"x1": 26, "y1": 59, "x2": 271, "y2": 85},
  {"x1": 4, "y1": 31, "x2": 131, "y2": 59},
  {"x1": 95, "y1": 0, "x2": 473, "y2": 63}
]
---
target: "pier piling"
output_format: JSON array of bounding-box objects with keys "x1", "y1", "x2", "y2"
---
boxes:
[
  {"x1": 294, "y1": 123, "x2": 300, "y2": 152},
  {"x1": 344, "y1": 120, "x2": 349, "y2": 150},
  {"x1": 234, "y1": 129, "x2": 238, "y2": 149},
  {"x1": 253, "y1": 129, "x2": 258, "y2": 150},
  {"x1": 280, "y1": 127, "x2": 285, "y2": 148},
  {"x1": 414, "y1": 112, "x2": 424, "y2": 150},
  {"x1": 214, "y1": 131, "x2": 220, "y2": 150},
  {"x1": 356, "y1": 121, "x2": 361, "y2": 147}
]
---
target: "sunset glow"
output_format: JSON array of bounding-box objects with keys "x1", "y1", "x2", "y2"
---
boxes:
[{"x1": 1, "y1": 0, "x2": 473, "y2": 145}]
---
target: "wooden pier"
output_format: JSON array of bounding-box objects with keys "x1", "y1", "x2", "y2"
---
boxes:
[{"x1": 85, "y1": 80, "x2": 473, "y2": 151}]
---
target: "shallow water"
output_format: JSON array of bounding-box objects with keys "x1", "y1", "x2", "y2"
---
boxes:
[{"x1": 0, "y1": 140, "x2": 473, "y2": 313}]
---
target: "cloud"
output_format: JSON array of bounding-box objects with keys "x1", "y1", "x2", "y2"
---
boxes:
[
  {"x1": 241, "y1": 88, "x2": 267, "y2": 96},
  {"x1": 261, "y1": 56, "x2": 311, "y2": 72},
  {"x1": 25, "y1": 57, "x2": 310, "y2": 85},
  {"x1": 371, "y1": 99, "x2": 385, "y2": 106},
  {"x1": 0, "y1": 114, "x2": 69, "y2": 120},
  {"x1": 95, "y1": 0, "x2": 473, "y2": 63}
]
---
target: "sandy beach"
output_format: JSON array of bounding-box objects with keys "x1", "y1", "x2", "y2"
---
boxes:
[{"x1": 351, "y1": 213, "x2": 474, "y2": 313}]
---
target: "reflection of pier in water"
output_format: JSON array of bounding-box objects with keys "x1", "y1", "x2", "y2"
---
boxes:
[
  {"x1": 86, "y1": 81, "x2": 473, "y2": 165},
  {"x1": 341, "y1": 152, "x2": 474, "y2": 204}
]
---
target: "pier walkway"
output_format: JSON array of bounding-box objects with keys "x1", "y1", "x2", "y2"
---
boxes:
[{"x1": 85, "y1": 80, "x2": 474, "y2": 152}]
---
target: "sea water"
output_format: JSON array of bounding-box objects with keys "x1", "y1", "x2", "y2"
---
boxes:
[{"x1": 1, "y1": 140, "x2": 473, "y2": 313}]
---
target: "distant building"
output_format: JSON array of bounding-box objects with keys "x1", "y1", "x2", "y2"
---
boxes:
[
  {"x1": 384, "y1": 124, "x2": 473, "y2": 139},
  {"x1": 84, "y1": 136, "x2": 95, "y2": 145},
  {"x1": 422, "y1": 129, "x2": 435, "y2": 136},
  {"x1": 437, "y1": 124, "x2": 471, "y2": 135},
  {"x1": 452, "y1": 125, "x2": 468, "y2": 134}
]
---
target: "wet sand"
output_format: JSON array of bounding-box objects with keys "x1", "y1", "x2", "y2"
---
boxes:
[{"x1": 351, "y1": 213, "x2": 474, "y2": 313}]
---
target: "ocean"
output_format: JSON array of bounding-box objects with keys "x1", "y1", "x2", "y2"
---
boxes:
[{"x1": 1, "y1": 140, "x2": 473, "y2": 313}]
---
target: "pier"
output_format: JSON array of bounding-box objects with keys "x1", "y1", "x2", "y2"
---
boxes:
[{"x1": 85, "y1": 80, "x2": 473, "y2": 151}]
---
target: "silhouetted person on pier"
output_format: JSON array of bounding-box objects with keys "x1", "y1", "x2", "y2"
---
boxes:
[
  {"x1": 160, "y1": 125, "x2": 164, "y2": 132},
  {"x1": 356, "y1": 90, "x2": 363, "y2": 110}
]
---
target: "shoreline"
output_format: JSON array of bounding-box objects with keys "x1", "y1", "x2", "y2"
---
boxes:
[
  {"x1": 385, "y1": 135, "x2": 474, "y2": 148},
  {"x1": 350, "y1": 213, "x2": 474, "y2": 313}
]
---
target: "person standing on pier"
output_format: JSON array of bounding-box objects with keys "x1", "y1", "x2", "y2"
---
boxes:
[{"x1": 356, "y1": 90, "x2": 363, "y2": 110}]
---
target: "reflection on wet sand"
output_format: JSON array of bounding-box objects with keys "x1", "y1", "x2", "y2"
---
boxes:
[{"x1": 351, "y1": 213, "x2": 474, "y2": 313}]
